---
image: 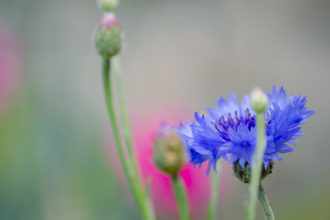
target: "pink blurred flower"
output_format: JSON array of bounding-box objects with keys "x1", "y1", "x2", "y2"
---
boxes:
[
  {"x1": 0, "y1": 23, "x2": 22, "y2": 114},
  {"x1": 108, "y1": 108, "x2": 230, "y2": 219}
]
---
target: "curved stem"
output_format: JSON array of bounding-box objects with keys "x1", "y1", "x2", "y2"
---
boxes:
[
  {"x1": 112, "y1": 57, "x2": 155, "y2": 220},
  {"x1": 248, "y1": 113, "x2": 267, "y2": 220},
  {"x1": 102, "y1": 58, "x2": 153, "y2": 220},
  {"x1": 112, "y1": 57, "x2": 144, "y2": 196},
  {"x1": 258, "y1": 185, "x2": 275, "y2": 220},
  {"x1": 112, "y1": 57, "x2": 135, "y2": 167},
  {"x1": 103, "y1": 58, "x2": 135, "y2": 196},
  {"x1": 171, "y1": 175, "x2": 190, "y2": 220},
  {"x1": 208, "y1": 159, "x2": 223, "y2": 220}
]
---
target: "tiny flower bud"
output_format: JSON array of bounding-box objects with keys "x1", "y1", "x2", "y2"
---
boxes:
[
  {"x1": 250, "y1": 87, "x2": 269, "y2": 113},
  {"x1": 98, "y1": 0, "x2": 119, "y2": 12},
  {"x1": 153, "y1": 125, "x2": 186, "y2": 177},
  {"x1": 94, "y1": 12, "x2": 121, "y2": 58},
  {"x1": 233, "y1": 161, "x2": 273, "y2": 183}
]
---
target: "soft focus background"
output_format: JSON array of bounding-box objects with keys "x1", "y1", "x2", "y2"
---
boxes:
[{"x1": 0, "y1": 0, "x2": 329, "y2": 219}]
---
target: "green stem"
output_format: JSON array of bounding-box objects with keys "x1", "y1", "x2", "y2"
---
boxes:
[
  {"x1": 208, "y1": 159, "x2": 223, "y2": 220},
  {"x1": 112, "y1": 57, "x2": 143, "y2": 191},
  {"x1": 102, "y1": 58, "x2": 153, "y2": 220},
  {"x1": 258, "y1": 185, "x2": 275, "y2": 220},
  {"x1": 112, "y1": 57, "x2": 155, "y2": 220},
  {"x1": 103, "y1": 58, "x2": 135, "y2": 197},
  {"x1": 112, "y1": 57, "x2": 137, "y2": 176},
  {"x1": 171, "y1": 175, "x2": 190, "y2": 220},
  {"x1": 248, "y1": 113, "x2": 267, "y2": 220}
]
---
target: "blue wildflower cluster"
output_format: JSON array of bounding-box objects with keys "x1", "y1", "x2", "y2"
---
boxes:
[{"x1": 176, "y1": 86, "x2": 314, "y2": 174}]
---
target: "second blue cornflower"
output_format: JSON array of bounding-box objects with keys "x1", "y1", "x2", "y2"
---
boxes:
[{"x1": 176, "y1": 86, "x2": 314, "y2": 178}]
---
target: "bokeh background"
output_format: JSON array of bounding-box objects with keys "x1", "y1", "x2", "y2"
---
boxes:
[{"x1": 0, "y1": 0, "x2": 329, "y2": 219}]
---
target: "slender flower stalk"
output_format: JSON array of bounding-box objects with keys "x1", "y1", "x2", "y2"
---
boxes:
[
  {"x1": 102, "y1": 58, "x2": 136, "y2": 199},
  {"x1": 171, "y1": 175, "x2": 190, "y2": 220},
  {"x1": 112, "y1": 56, "x2": 155, "y2": 220},
  {"x1": 95, "y1": 10, "x2": 155, "y2": 219},
  {"x1": 207, "y1": 159, "x2": 223, "y2": 220},
  {"x1": 112, "y1": 57, "x2": 138, "y2": 173},
  {"x1": 247, "y1": 113, "x2": 267, "y2": 220},
  {"x1": 103, "y1": 58, "x2": 154, "y2": 220},
  {"x1": 247, "y1": 88, "x2": 269, "y2": 220},
  {"x1": 258, "y1": 185, "x2": 275, "y2": 220}
]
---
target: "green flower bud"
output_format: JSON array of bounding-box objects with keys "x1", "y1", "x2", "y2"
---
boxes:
[
  {"x1": 250, "y1": 87, "x2": 269, "y2": 113},
  {"x1": 94, "y1": 12, "x2": 121, "y2": 58},
  {"x1": 98, "y1": 0, "x2": 119, "y2": 12},
  {"x1": 153, "y1": 125, "x2": 186, "y2": 177},
  {"x1": 233, "y1": 161, "x2": 273, "y2": 183}
]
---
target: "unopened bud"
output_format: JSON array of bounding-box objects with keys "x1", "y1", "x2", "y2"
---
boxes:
[
  {"x1": 153, "y1": 125, "x2": 186, "y2": 177},
  {"x1": 94, "y1": 12, "x2": 121, "y2": 58},
  {"x1": 250, "y1": 87, "x2": 268, "y2": 113},
  {"x1": 98, "y1": 0, "x2": 119, "y2": 12}
]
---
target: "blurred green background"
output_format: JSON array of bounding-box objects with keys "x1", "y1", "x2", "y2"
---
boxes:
[{"x1": 0, "y1": 0, "x2": 329, "y2": 219}]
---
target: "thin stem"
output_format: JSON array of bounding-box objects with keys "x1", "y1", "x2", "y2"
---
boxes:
[
  {"x1": 103, "y1": 58, "x2": 135, "y2": 197},
  {"x1": 112, "y1": 57, "x2": 143, "y2": 193},
  {"x1": 112, "y1": 57, "x2": 137, "y2": 175},
  {"x1": 258, "y1": 185, "x2": 275, "y2": 220},
  {"x1": 171, "y1": 175, "x2": 190, "y2": 220},
  {"x1": 102, "y1": 58, "x2": 153, "y2": 220},
  {"x1": 208, "y1": 159, "x2": 223, "y2": 220},
  {"x1": 112, "y1": 57, "x2": 155, "y2": 220},
  {"x1": 248, "y1": 113, "x2": 267, "y2": 220}
]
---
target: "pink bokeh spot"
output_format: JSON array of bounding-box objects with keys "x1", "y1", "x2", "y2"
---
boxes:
[
  {"x1": 132, "y1": 110, "x2": 210, "y2": 219},
  {"x1": 107, "y1": 108, "x2": 230, "y2": 219},
  {"x1": 0, "y1": 23, "x2": 22, "y2": 114}
]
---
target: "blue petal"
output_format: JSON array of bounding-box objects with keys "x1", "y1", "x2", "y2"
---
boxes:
[
  {"x1": 239, "y1": 158, "x2": 246, "y2": 168},
  {"x1": 227, "y1": 127, "x2": 241, "y2": 142},
  {"x1": 277, "y1": 144, "x2": 294, "y2": 153},
  {"x1": 236, "y1": 124, "x2": 251, "y2": 141}
]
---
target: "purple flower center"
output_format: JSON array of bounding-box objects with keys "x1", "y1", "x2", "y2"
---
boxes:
[
  {"x1": 214, "y1": 109, "x2": 256, "y2": 134},
  {"x1": 101, "y1": 12, "x2": 119, "y2": 28}
]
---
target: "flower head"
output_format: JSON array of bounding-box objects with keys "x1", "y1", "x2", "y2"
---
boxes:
[
  {"x1": 176, "y1": 86, "x2": 315, "y2": 174},
  {"x1": 153, "y1": 124, "x2": 186, "y2": 176},
  {"x1": 94, "y1": 12, "x2": 121, "y2": 58}
]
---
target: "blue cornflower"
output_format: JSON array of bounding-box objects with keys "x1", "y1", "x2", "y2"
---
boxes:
[{"x1": 176, "y1": 86, "x2": 314, "y2": 174}]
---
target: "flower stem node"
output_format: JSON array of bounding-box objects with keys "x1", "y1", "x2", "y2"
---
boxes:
[
  {"x1": 250, "y1": 87, "x2": 269, "y2": 113},
  {"x1": 98, "y1": 0, "x2": 119, "y2": 12},
  {"x1": 233, "y1": 161, "x2": 273, "y2": 184},
  {"x1": 153, "y1": 125, "x2": 186, "y2": 177},
  {"x1": 94, "y1": 12, "x2": 121, "y2": 59}
]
